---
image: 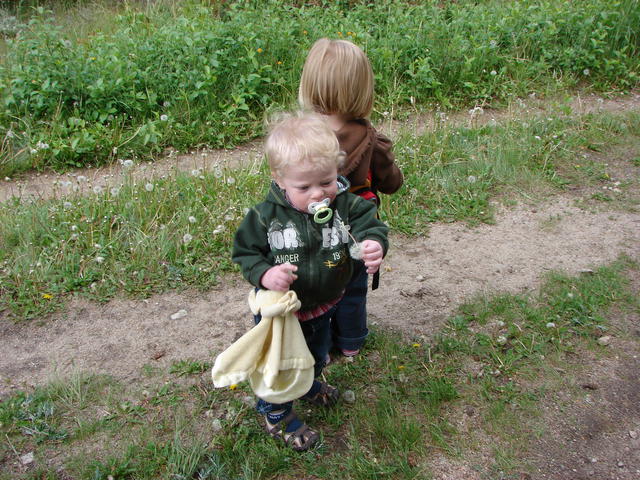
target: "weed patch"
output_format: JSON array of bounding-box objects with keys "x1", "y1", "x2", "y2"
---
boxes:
[
  {"x1": 1, "y1": 258, "x2": 636, "y2": 479},
  {"x1": 1, "y1": 0, "x2": 638, "y2": 174}
]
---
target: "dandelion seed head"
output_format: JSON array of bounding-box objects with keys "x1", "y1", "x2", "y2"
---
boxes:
[
  {"x1": 467, "y1": 175, "x2": 477, "y2": 184},
  {"x1": 191, "y1": 169, "x2": 201, "y2": 177},
  {"x1": 188, "y1": 216, "x2": 197, "y2": 224},
  {"x1": 183, "y1": 233, "x2": 193, "y2": 244},
  {"x1": 160, "y1": 114, "x2": 168, "y2": 122},
  {"x1": 122, "y1": 159, "x2": 134, "y2": 168},
  {"x1": 145, "y1": 183, "x2": 154, "y2": 192},
  {"x1": 95, "y1": 256, "x2": 105, "y2": 263},
  {"x1": 583, "y1": 68, "x2": 590, "y2": 76},
  {"x1": 63, "y1": 201, "x2": 72, "y2": 209},
  {"x1": 110, "y1": 187, "x2": 120, "y2": 196},
  {"x1": 93, "y1": 185, "x2": 103, "y2": 194},
  {"x1": 546, "y1": 322, "x2": 556, "y2": 328},
  {"x1": 77, "y1": 175, "x2": 87, "y2": 182},
  {"x1": 226, "y1": 177, "x2": 236, "y2": 185}
]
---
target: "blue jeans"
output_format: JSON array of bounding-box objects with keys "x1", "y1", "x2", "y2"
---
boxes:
[
  {"x1": 255, "y1": 305, "x2": 335, "y2": 415},
  {"x1": 331, "y1": 262, "x2": 368, "y2": 351}
]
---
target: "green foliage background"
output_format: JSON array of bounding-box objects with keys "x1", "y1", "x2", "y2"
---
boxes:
[{"x1": 0, "y1": 0, "x2": 638, "y2": 173}]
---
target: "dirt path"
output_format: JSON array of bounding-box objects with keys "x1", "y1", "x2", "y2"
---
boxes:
[
  {"x1": 1, "y1": 92, "x2": 639, "y2": 479},
  {"x1": 2, "y1": 91, "x2": 639, "y2": 204}
]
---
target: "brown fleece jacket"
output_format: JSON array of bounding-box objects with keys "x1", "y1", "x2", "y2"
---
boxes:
[{"x1": 335, "y1": 118, "x2": 403, "y2": 201}]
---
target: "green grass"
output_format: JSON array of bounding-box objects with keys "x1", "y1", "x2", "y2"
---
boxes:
[
  {"x1": 1, "y1": 257, "x2": 637, "y2": 479},
  {"x1": 2, "y1": 108, "x2": 638, "y2": 320},
  {"x1": 0, "y1": 0, "x2": 638, "y2": 174}
]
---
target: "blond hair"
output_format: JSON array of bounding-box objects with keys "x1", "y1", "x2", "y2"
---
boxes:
[
  {"x1": 298, "y1": 38, "x2": 374, "y2": 119},
  {"x1": 265, "y1": 111, "x2": 343, "y2": 178}
]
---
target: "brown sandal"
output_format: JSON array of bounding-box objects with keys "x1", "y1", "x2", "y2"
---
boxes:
[
  {"x1": 264, "y1": 411, "x2": 319, "y2": 452},
  {"x1": 302, "y1": 381, "x2": 339, "y2": 407}
]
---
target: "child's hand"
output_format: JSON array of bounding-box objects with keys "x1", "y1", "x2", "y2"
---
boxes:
[
  {"x1": 260, "y1": 262, "x2": 298, "y2": 291},
  {"x1": 361, "y1": 240, "x2": 383, "y2": 274}
]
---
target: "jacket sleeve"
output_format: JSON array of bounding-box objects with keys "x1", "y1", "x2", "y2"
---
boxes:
[
  {"x1": 347, "y1": 194, "x2": 389, "y2": 256},
  {"x1": 231, "y1": 208, "x2": 273, "y2": 288},
  {"x1": 371, "y1": 131, "x2": 403, "y2": 195}
]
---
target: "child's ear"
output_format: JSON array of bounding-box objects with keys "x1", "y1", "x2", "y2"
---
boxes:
[{"x1": 272, "y1": 173, "x2": 284, "y2": 189}]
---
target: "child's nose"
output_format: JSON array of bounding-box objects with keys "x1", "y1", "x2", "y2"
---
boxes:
[{"x1": 310, "y1": 187, "x2": 324, "y2": 200}]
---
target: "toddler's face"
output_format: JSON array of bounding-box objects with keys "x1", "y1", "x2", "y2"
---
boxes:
[{"x1": 275, "y1": 161, "x2": 338, "y2": 213}]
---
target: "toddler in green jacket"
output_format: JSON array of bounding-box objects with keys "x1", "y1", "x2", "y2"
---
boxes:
[{"x1": 232, "y1": 111, "x2": 389, "y2": 451}]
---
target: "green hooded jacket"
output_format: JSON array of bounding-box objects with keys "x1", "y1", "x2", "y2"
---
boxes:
[{"x1": 232, "y1": 177, "x2": 389, "y2": 312}]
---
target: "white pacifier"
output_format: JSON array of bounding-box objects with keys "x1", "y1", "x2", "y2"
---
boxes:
[{"x1": 307, "y1": 198, "x2": 333, "y2": 224}]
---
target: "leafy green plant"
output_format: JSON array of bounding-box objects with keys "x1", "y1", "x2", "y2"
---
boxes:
[{"x1": 1, "y1": 0, "x2": 638, "y2": 174}]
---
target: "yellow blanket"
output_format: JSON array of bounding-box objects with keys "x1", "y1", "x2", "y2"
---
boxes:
[{"x1": 211, "y1": 289, "x2": 315, "y2": 403}]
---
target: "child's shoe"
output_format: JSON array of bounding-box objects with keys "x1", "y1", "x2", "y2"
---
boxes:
[
  {"x1": 264, "y1": 410, "x2": 318, "y2": 452},
  {"x1": 301, "y1": 380, "x2": 339, "y2": 407},
  {"x1": 341, "y1": 348, "x2": 360, "y2": 357}
]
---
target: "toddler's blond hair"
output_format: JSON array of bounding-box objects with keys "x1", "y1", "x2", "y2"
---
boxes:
[
  {"x1": 265, "y1": 111, "x2": 344, "y2": 179},
  {"x1": 298, "y1": 38, "x2": 374, "y2": 119}
]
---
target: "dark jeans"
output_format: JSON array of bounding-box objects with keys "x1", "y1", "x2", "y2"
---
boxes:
[
  {"x1": 331, "y1": 262, "x2": 368, "y2": 351},
  {"x1": 255, "y1": 305, "x2": 335, "y2": 415}
]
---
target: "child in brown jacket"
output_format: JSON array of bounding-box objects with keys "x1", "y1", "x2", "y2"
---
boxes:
[{"x1": 299, "y1": 38, "x2": 404, "y2": 358}]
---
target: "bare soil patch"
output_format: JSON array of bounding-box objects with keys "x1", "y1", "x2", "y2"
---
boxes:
[{"x1": 2, "y1": 91, "x2": 638, "y2": 204}]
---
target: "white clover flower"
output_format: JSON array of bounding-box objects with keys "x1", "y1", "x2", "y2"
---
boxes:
[
  {"x1": 188, "y1": 216, "x2": 197, "y2": 224},
  {"x1": 183, "y1": 233, "x2": 193, "y2": 244},
  {"x1": 110, "y1": 187, "x2": 120, "y2": 196},
  {"x1": 93, "y1": 185, "x2": 103, "y2": 194},
  {"x1": 145, "y1": 183, "x2": 154, "y2": 192},
  {"x1": 95, "y1": 256, "x2": 105, "y2": 263},
  {"x1": 122, "y1": 159, "x2": 134, "y2": 168},
  {"x1": 160, "y1": 114, "x2": 168, "y2": 122},
  {"x1": 583, "y1": 68, "x2": 590, "y2": 76},
  {"x1": 63, "y1": 201, "x2": 73, "y2": 209}
]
